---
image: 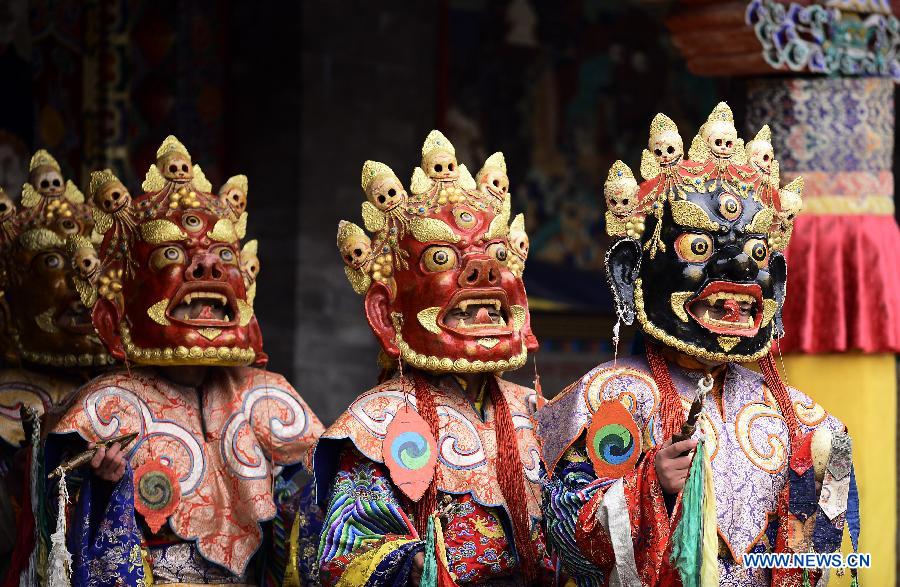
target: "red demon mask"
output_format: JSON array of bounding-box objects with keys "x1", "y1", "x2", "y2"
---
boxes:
[
  {"x1": 0, "y1": 150, "x2": 113, "y2": 368},
  {"x1": 338, "y1": 131, "x2": 538, "y2": 373},
  {"x1": 88, "y1": 136, "x2": 263, "y2": 366}
]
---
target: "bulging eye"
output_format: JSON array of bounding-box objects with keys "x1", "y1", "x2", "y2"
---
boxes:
[
  {"x1": 486, "y1": 242, "x2": 508, "y2": 262},
  {"x1": 667, "y1": 146, "x2": 675, "y2": 154},
  {"x1": 40, "y1": 252, "x2": 64, "y2": 270},
  {"x1": 183, "y1": 214, "x2": 203, "y2": 231},
  {"x1": 218, "y1": 247, "x2": 236, "y2": 264},
  {"x1": 151, "y1": 246, "x2": 185, "y2": 270},
  {"x1": 452, "y1": 207, "x2": 477, "y2": 230},
  {"x1": 59, "y1": 218, "x2": 79, "y2": 234},
  {"x1": 654, "y1": 149, "x2": 662, "y2": 156},
  {"x1": 743, "y1": 238, "x2": 769, "y2": 267},
  {"x1": 422, "y1": 245, "x2": 458, "y2": 272},
  {"x1": 675, "y1": 233, "x2": 713, "y2": 263},
  {"x1": 718, "y1": 193, "x2": 742, "y2": 221}
]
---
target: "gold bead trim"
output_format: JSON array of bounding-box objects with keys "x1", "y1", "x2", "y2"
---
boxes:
[
  {"x1": 119, "y1": 323, "x2": 255, "y2": 366},
  {"x1": 394, "y1": 329, "x2": 528, "y2": 373},
  {"x1": 12, "y1": 331, "x2": 114, "y2": 367}
]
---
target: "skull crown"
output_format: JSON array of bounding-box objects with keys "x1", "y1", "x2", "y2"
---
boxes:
[
  {"x1": 338, "y1": 130, "x2": 530, "y2": 296},
  {"x1": 604, "y1": 103, "x2": 802, "y2": 253}
]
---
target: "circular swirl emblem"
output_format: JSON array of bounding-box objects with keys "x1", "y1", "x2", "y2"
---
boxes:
[
  {"x1": 134, "y1": 458, "x2": 181, "y2": 533},
  {"x1": 382, "y1": 406, "x2": 437, "y2": 502},
  {"x1": 586, "y1": 399, "x2": 641, "y2": 479},
  {"x1": 391, "y1": 431, "x2": 432, "y2": 470}
]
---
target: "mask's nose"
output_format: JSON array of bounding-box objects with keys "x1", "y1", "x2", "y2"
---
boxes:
[
  {"x1": 458, "y1": 257, "x2": 501, "y2": 288},
  {"x1": 185, "y1": 252, "x2": 225, "y2": 281},
  {"x1": 708, "y1": 245, "x2": 759, "y2": 282}
]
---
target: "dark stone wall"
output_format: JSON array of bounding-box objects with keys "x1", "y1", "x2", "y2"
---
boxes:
[
  {"x1": 225, "y1": 1, "x2": 305, "y2": 395},
  {"x1": 295, "y1": 2, "x2": 439, "y2": 423}
]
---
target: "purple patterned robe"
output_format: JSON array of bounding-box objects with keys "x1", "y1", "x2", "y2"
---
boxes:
[{"x1": 538, "y1": 354, "x2": 849, "y2": 587}]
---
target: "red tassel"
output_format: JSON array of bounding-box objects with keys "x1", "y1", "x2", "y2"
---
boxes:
[
  {"x1": 488, "y1": 377, "x2": 540, "y2": 583},
  {"x1": 646, "y1": 344, "x2": 686, "y2": 439},
  {"x1": 2, "y1": 449, "x2": 35, "y2": 587},
  {"x1": 758, "y1": 351, "x2": 800, "y2": 440},
  {"x1": 409, "y1": 375, "x2": 540, "y2": 582},
  {"x1": 409, "y1": 375, "x2": 441, "y2": 537}
]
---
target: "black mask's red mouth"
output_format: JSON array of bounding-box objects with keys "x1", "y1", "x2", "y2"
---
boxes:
[
  {"x1": 55, "y1": 300, "x2": 96, "y2": 334},
  {"x1": 687, "y1": 281, "x2": 763, "y2": 337},
  {"x1": 166, "y1": 282, "x2": 238, "y2": 327},
  {"x1": 440, "y1": 288, "x2": 512, "y2": 337}
]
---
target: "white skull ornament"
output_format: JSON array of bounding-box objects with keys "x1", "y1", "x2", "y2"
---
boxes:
[
  {"x1": 701, "y1": 102, "x2": 739, "y2": 160},
  {"x1": 337, "y1": 220, "x2": 373, "y2": 270},
  {"x1": 476, "y1": 152, "x2": 510, "y2": 199},
  {"x1": 604, "y1": 160, "x2": 639, "y2": 219},
  {"x1": 159, "y1": 152, "x2": 193, "y2": 183},
  {"x1": 219, "y1": 175, "x2": 248, "y2": 216},
  {"x1": 421, "y1": 130, "x2": 459, "y2": 182},
  {"x1": 94, "y1": 178, "x2": 131, "y2": 214},
  {"x1": 362, "y1": 161, "x2": 407, "y2": 212},
  {"x1": 747, "y1": 125, "x2": 775, "y2": 175},
  {"x1": 703, "y1": 120, "x2": 738, "y2": 159},
  {"x1": 31, "y1": 165, "x2": 64, "y2": 197}
]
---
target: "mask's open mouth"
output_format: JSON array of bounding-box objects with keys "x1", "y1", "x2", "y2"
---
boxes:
[
  {"x1": 55, "y1": 300, "x2": 95, "y2": 334},
  {"x1": 167, "y1": 283, "x2": 238, "y2": 327},
  {"x1": 440, "y1": 289, "x2": 512, "y2": 337},
  {"x1": 687, "y1": 281, "x2": 763, "y2": 337}
]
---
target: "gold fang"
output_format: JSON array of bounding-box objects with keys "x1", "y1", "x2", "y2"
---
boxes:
[
  {"x1": 761, "y1": 299, "x2": 778, "y2": 327},
  {"x1": 198, "y1": 328, "x2": 222, "y2": 341},
  {"x1": 670, "y1": 292, "x2": 693, "y2": 323},
  {"x1": 35, "y1": 308, "x2": 59, "y2": 333},
  {"x1": 416, "y1": 307, "x2": 442, "y2": 335},
  {"x1": 237, "y1": 299, "x2": 254, "y2": 327},
  {"x1": 477, "y1": 337, "x2": 499, "y2": 349},
  {"x1": 510, "y1": 305, "x2": 527, "y2": 331},
  {"x1": 717, "y1": 336, "x2": 740, "y2": 352},
  {"x1": 147, "y1": 299, "x2": 171, "y2": 326}
]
